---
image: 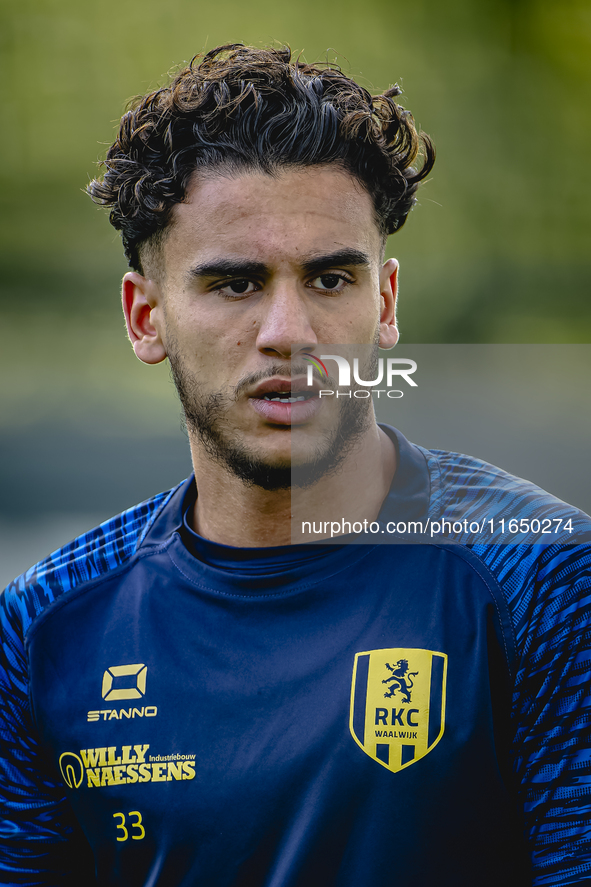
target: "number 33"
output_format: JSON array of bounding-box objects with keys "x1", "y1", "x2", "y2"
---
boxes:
[{"x1": 113, "y1": 811, "x2": 145, "y2": 841}]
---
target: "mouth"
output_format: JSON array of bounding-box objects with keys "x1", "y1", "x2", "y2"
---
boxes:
[
  {"x1": 258, "y1": 391, "x2": 315, "y2": 404},
  {"x1": 249, "y1": 378, "x2": 322, "y2": 426}
]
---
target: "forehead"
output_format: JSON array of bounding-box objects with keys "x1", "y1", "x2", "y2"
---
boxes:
[{"x1": 162, "y1": 166, "x2": 382, "y2": 276}]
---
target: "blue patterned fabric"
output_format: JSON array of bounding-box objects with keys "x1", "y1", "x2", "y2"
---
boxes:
[
  {"x1": 0, "y1": 487, "x2": 178, "y2": 882},
  {"x1": 476, "y1": 543, "x2": 591, "y2": 886},
  {"x1": 419, "y1": 447, "x2": 591, "y2": 885}
]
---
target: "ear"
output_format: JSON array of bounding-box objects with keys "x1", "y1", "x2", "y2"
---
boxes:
[
  {"x1": 122, "y1": 272, "x2": 167, "y2": 365},
  {"x1": 378, "y1": 258, "x2": 399, "y2": 349}
]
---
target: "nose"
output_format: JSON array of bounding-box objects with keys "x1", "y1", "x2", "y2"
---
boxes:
[{"x1": 255, "y1": 285, "x2": 317, "y2": 359}]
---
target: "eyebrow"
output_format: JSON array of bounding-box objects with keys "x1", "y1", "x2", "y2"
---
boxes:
[
  {"x1": 187, "y1": 249, "x2": 371, "y2": 283},
  {"x1": 187, "y1": 259, "x2": 268, "y2": 281},
  {"x1": 300, "y1": 249, "x2": 372, "y2": 276}
]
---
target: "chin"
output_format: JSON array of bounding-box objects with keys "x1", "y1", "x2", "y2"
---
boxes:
[
  {"x1": 204, "y1": 434, "x2": 349, "y2": 492},
  {"x1": 169, "y1": 352, "x2": 371, "y2": 490}
]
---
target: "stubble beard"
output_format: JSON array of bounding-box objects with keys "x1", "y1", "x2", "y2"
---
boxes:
[{"x1": 166, "y1": 342, "x2": 374, "y2": 492}]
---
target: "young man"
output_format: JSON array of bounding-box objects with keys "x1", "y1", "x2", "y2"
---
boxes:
[{"x1": 1, "y1": 44, "x2": 590, "y2": 886}]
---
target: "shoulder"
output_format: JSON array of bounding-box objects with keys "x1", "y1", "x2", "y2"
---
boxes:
[
  {"x1": 419, "y1": 445, "x2": 590, "y2": 543},
  {"x1": 422, "y1": 445, "x2": 583, "y2": 516},
  {"x1": 1, "y1": 483, "x2": 182, "y2": 643},
  {"x1": 414, "y1": 444, "x2": 591, "y2": 654}
]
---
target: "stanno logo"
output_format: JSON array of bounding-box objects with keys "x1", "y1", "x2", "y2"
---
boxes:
[
  {"x1": 87, "y1": 706, "x2": 157, "y2": 723},
  {"x1": 102, "y1": 663, "x2": 147, "y2": 701},
  {"x1": 88, "y1": 663, "x2": 157, "y2": 722},
  {"x1": 350, "y1": 648, "x2": 447, "y2": 773}
]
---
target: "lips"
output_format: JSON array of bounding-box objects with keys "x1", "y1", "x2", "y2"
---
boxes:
[{"x1": 249, "y1": 376, "x2": 322, "y2": 425}]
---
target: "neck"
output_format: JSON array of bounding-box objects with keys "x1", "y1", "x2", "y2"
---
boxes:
[{"x1": 189, "y1": 423, "x2": 396, "y2": 548}]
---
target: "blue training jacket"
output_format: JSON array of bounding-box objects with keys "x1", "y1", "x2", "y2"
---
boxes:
[{"x1": 1, "y1": 426, "x2": 591, "y2": 886}]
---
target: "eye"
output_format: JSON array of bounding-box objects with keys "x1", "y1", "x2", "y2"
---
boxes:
[
  {"x1": 309, "y1": 273, "x2": 352, "y2": 293},
  {"x1": 216, "y1": 279, "x2": 259, "y2": 298}
]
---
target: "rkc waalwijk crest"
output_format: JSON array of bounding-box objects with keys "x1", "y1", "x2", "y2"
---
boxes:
[{"x1": 349, "y1": 648, "x2": 447, "y2": 773}]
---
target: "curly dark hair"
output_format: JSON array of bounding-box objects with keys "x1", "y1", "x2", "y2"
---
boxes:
[{"x1": 87, "y1": 43, "x2": 435, "y2": 273}]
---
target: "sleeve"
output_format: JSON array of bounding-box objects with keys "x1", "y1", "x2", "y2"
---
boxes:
[
  {"x1": 0, "y1": 581, "x2": 95, "y2": 886},
  {"x1": 506, "y1": 544, "x2": 591, "y2": 885}
]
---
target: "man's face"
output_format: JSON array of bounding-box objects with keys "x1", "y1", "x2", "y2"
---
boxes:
[{"x1": 126, "y1": 165, "x2": 397, "y2": 489}]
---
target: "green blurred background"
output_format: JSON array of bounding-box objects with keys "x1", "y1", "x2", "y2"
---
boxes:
[{"x1": 1, "y1": 0, "x2": 590, "y2": 582}]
